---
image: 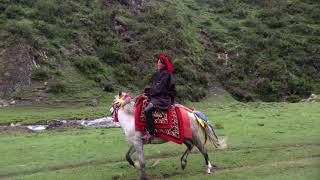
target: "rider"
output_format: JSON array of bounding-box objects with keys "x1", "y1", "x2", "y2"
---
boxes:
[{"x1": 142, "y1": 54, "x2": 176, "y2": 140}]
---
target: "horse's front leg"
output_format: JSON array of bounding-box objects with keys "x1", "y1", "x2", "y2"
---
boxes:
[
  {"x1": 133, "y1": 138, "x2": 148, "y2": 180},
  {"x1": 126, "y1": 145, "x2": 136, "y2": 168}
]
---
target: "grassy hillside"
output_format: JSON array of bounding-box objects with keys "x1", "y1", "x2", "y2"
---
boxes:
[{"x1": 0, "y1": 0, "x2": 319, "y2": 104}]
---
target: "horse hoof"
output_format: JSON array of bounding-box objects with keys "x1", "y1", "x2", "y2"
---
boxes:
[
  {"x1": 134, "y1": 161, "x2": 141, "y2": 169},
  {"x1": 181, "y1": 164, "x2": 186, "y2": 170},
  {"x1": 206, "y1": 162, "x2": 213, "y2": 174},
  {"x1": 181, "y1": 160, "x2": 187, "y2": 170}
]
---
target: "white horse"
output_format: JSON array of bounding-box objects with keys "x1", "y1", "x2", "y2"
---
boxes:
[{"x1": 110, "y1": 92, "x2": 226, "y2": 180}]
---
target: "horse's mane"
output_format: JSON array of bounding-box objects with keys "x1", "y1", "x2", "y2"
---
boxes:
[{"x1": 121, "y1": 96, "x2": 136, "y2": 114}]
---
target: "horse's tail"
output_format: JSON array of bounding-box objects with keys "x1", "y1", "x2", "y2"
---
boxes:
[
  {"x1": 178, "y1": 105, "x2": 227, "y2": 149},
  {"x1": 203, "y1": 123, "x2": 227, "y2": 149}
]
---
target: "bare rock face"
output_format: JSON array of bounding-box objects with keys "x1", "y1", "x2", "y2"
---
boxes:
[
  {"x1": 129, "y1": 0, "x2": 148, "y2": 12},
  {"x1": 102, "y1": 0, "x2": 148, "y2": 12},
  {"x1": 0, "y1": 44, "x2": 35, "y2": 97}
]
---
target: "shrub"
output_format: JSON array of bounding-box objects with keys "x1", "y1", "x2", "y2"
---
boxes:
[
  {"x1": 32, "y1": 67, "x2": 50, "y2": 80},
  {"x1": 102, "y1": 81, "x2": 115, "y2": 92},
  {"x1": 74, "y1": 56, "x2": 104, "y2": 74},
  {"x1": 243, "y1": 18, "x2": 260, "y2": 28},
  {"x1": 176, "y1": 85, "x2": 188, "y2": 100},
  {"x1": 308, "y1": 6, "x2": 320, "y2": 21},
  {"x1": 5, "y1": 19, "x2": 34, "y2": 40},
  {"x1": 47, "y1": 81, "x2": 66, "y2": 94},
  {"x1": 263, "y1": 17, "x2": 285, "y2": 28},
  {"x1": 190, "y1": 87, "x2": 207, "y2": 102},
  {"x1": 33, "y1": 0, "x2": 74, "y2": 23},
  {"x1": 0, "y1": 1, "x2": 9, "y2": 12},
  {"x1": 73, "y1": 56, "x2": 109, "y2": 83},
  {"x1": 98, "y1": 45, "x2": 129, "y2": 64},
  {"x1": 287, "y1": 95, "x2": 301, "y2": 103},
  {"x1": 34, "y1": 21, "x2": 59, "y2": 39},
  {"x1": 232, "y1": 9, "x2": 248, "y2": 19},
  {"x1": 256, "y1": 78, "x2": 273, "y2": 95},
  {"x1": 33, "y1": 0, "x2": 59, "y2": 23},
  {"x1": 4, "y1": 5, "x2": 24, "y2": 19}
]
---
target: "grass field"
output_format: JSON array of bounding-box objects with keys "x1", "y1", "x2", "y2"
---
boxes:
[
  {"x1": 0, "y1": 93, "x2": 115, "y2": 125},
  {"x1": 0, "y1": 97, "x2": 319, "y2": 179}
]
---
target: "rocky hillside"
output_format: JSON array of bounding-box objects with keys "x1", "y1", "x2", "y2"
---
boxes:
[{"x1": 0, "y1": 0, "x2": 319, "y2": 105}]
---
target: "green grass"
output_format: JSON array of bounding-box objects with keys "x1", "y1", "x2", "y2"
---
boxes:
[
  {"x1": 0, "y1": 101, "x2": 319, "y2": 179},
  {"x1": 0, "y1": 106, "x2": 108, "y2": 125},
  {"x1": 0, "y1": 88, "x2": 232, "y2": 125}
]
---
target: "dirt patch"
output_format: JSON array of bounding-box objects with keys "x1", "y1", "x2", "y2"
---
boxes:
[
  {"x1": 0, "y1": 120, "x2": 80, "y2": 134},
  {"x1": 0, "y1": 126, "x2": 32, "y2": 134},
  {"x1": 0, "y1": 119, "x2": 119, "y2": 134}
]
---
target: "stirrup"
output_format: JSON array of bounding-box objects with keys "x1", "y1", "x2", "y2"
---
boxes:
[{"x1": 141, "y1": 132, "x2": 153, "y2": 140}]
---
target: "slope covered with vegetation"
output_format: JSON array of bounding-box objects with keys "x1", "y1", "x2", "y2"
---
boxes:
[{"x1": 0, "y1": 0, "x2": 319, "y2": 104}]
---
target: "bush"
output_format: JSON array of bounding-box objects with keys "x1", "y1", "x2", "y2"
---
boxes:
[
  {"x1": 232, "y1": 9, "x2": 248, "y2": 19},
  {"x1": 0, "y1": 1, "x2": 9, "y2": 12},
  {"x1": 5, "y1": 19, "x2": 34, "y2": 40},
  {"x1": 73, "y1": 56, "x2": 107, "y2": 82},
  {"x1": 74, "y1": 56, "x2": 104, "y2": 74},
  {"x1": 32, "y1": 67, "x2": 50, "y2": 80},
  {"x1": 47, "y1": 81, "x2": 66, "y2": 94},
  {"x1": 34, "y1": 0, "x2": 74, "y2": 23},
  {"x1": 34, "y1": 21, "x2": 59, "y2": 39},
  {"x1": 32, "y1": 67, "x2": 61, "y2": 81},
  {"x1": 176, "y1": 85, "x2": 188, "y2": 100},
  {"x1": 287, "y1": 95, "x2": 301, "y2": 103},
  {"x1": 243, "y1": 18, "x2": 260, "y2": 28},
  {"x1": 98, "y1": 45, "x2": 129, "y2": 64},
  {"x1": 263, "y1": 17, "x2": 285, "y2": 28},
  {"x1": 102, "y1": 81, "x2": 115, "y2": 92},
  {"x1": 4, "y1": 5, "x2": 24, "y2": 19}
]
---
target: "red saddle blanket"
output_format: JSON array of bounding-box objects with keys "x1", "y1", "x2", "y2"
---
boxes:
[{"x1": 135, "y1": 96, "x2": 192, "y2": 144}]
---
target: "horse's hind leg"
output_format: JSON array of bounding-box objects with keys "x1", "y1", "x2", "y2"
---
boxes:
[
  {"x1": 193, "y1": 134, "x2": 215, "y2": 174},
  {"x1": 126, "y1": 145, "x2": 136, "y2": 168},
  {"x1": 181, "y1": 139, "x2": 194, "y2": 170}
]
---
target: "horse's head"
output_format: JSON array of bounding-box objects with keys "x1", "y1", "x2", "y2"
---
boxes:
[{"x1": 110, "y1": 91, "x2": 132, "y2": 115}]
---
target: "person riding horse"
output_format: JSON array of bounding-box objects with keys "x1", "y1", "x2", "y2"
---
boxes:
[{"x1": 142, "y1": 54, "x2": 176, "y2": 140}]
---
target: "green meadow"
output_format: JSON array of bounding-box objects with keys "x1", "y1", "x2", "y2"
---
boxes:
[{"x1": 0, "y1": 96, "x2": 319, "y2": 179}]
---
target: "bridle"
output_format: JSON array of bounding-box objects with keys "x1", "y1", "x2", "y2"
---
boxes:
[{"x1": 111, "y1": 94, "x2": 132, "y2": 121}]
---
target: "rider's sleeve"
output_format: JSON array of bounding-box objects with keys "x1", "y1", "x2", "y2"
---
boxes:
[{"x1": 150, "y1": 72, "x2": 170, "y2": 96}]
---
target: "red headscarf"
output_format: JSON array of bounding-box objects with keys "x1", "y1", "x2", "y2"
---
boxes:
[{"x1": 159, "y1": 54, "x2": 174, "y2": 73}]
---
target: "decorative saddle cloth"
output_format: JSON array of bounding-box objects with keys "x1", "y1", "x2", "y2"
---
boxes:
[{"x1": 135, "y1": 96, "x2": 192, "y2": 144}]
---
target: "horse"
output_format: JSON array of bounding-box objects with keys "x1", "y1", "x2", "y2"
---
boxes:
[{"x1": 110, "y1": 92, "x2": 227, "y2": 180}]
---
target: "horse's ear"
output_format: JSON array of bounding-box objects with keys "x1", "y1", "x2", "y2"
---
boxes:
[{"x1": 118, "y1": 91, "x2": 122, "y2": 97}]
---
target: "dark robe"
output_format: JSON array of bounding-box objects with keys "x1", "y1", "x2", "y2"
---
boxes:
[{"x1": 148, "y1": 69, "x2": 176, "y2": 109}]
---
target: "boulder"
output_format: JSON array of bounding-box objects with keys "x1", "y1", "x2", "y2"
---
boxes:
[
  {"x1": 0, "y1": 99, "x2": 9, "y2": 107},
  {"x1": 90, "y1": 98, "x2": 98, "y2": 107},
  {"x1": 307, "y1": 93, "x2": 317, "y2": 102}
]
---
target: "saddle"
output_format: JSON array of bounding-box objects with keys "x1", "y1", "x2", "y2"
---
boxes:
[
  {"x1": 135, "y1": 97, "x2": 174, "y2": 129},
  {"x1": 135, "y1": 95, "x2": 192, "y2": 144}
]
